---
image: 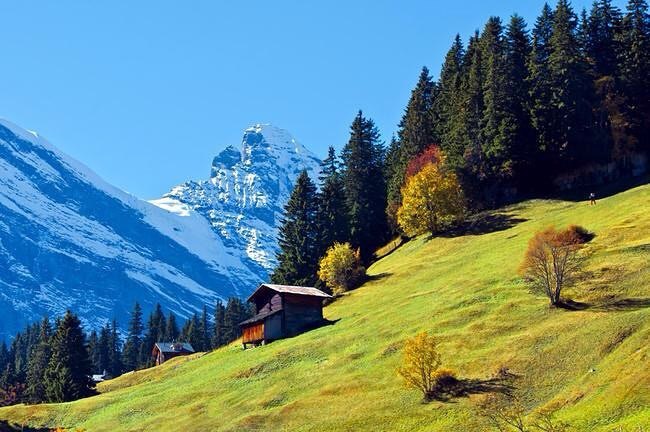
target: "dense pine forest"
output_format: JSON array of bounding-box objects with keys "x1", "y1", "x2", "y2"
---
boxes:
[
  {"x1": 272, "y1": 0, "x2": 649, "y2": 289},
  {"x1": 0, "y1": 300, "x2": 252, "y2": 405}
]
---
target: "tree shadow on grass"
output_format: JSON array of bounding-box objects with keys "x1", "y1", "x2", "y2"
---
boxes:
[
  {"x1": 436, "y1": 212, "x2": 528, "y2": 239},
  {"x1": 366, "y1": 272, "x2": 393, "y2": 282},
  {"x1": 558, "y1": 297, "x2": 650, "y2": 312},
  {"x1": 426, "y1": 374, "x2": 517, "y2": 403},
  {"x1": 0, "y1": 420, "x2": 49, "y2": 432}
]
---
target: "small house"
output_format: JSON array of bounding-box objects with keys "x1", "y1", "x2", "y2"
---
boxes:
[
  {"x1": 152, "y1": 342, "x2": 194, "y2": 365},
  {"x1": 239, "y1": 283, "x2": 332, "y2": 348}
]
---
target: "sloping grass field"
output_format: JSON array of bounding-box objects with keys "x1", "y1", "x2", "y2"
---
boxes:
[{"x1": 1, "y1": 185, "x2": 649, "y2": 431}]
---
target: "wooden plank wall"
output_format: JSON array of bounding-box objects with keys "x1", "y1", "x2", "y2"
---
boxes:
[
  {"x1": 283, "y1": 294, "x2": 324, "y2": 336},
  {"x1": 242, "y1": 322, "x2": 264, "y2": 343}
]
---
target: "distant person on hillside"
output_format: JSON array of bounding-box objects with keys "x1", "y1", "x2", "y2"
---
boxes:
[{"x1": 589, "y1": 192, "x2": 596, "y2": 205}]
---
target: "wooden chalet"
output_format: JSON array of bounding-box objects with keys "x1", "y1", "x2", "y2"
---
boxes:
[
  {"x1": 152, "y1": 342, "x2": 194, "y2": 365},
  {"x1": 240, "y1": 283, "x2": 332, "y2": 348}
]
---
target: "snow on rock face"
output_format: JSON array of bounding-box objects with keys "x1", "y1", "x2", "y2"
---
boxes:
[
  {"x1": 151, "y1": 124, "x2": 321, "y2": 276},
  {"x1": 0, "y1": 119, "x2": 255, "y2": 340}
]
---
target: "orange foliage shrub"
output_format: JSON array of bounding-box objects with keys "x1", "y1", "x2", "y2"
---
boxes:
[{"x1": 519, "y1": 226, "x2": 588, "y2": 306}]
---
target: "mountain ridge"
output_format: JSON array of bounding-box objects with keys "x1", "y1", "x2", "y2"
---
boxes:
[{"x1": 0, "y1": 119, "x2": 320, "y2": 339}]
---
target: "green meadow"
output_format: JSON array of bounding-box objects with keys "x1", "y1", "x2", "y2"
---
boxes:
[{"x1": 1, "y1": 184, "x2": 648, "y2": 431}]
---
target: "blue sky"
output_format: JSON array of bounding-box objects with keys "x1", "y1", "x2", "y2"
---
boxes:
[{"x1": 0, "y1": 0, "x2": 625, "y2": 198}]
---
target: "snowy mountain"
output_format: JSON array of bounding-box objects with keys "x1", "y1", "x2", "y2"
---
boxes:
[
  {"x1": 150, "y1": 124, "x2": 321, "y2": 286},
  {"x1": 0, "y1": 120, "x2": 319, "y2": 340}
]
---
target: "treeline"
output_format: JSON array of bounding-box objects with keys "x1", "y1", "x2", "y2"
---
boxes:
[
  {"x1": 0, "y1": 298, "x2": 252, "y2": 406},
  {"x1": 386, "y1": 0, "x2": 649, "y2": 211},
  {"x1": 272, "y1": 0, "x2": 649, "y2": 288},
  {"x1": 119, "y1": 298, "x2": 251, "y2": 372}
]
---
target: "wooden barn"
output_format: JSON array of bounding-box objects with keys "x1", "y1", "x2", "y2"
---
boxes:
[
  {"x1": 152, "y1": 342, "x2": 194, "y2": 365},
  {"x1": 239, "y1": 283, "x2": 332, "y2": 348}
]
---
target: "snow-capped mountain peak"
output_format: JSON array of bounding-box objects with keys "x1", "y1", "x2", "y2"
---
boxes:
[
  {"x1": 0, "y1": 119, "x2": 253, "y2": 339},
  {"x1": 0, "y1": 119, "x2": 321, "y2": 339},
  {"x1": 152, "y1": 123, "x2": 321, "y2": 276}
]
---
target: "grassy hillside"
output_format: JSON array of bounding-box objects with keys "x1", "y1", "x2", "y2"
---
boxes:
[{"x1": 1, "y1": 185, "x2": 649, "y2": 431}]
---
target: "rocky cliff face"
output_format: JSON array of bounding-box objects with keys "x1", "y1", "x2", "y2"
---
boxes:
[{"x1": 151, "y1": 123, "x2": 321, "y2": 281}]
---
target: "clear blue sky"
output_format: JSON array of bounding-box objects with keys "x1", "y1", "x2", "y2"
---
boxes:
[{"x1": 0, "y1": 0, "x2": 625, "y2": 198}]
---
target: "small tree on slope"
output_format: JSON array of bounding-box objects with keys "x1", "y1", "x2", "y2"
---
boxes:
[{"x1": 519, "y1": 226, "x2": 588, "y2": 306}]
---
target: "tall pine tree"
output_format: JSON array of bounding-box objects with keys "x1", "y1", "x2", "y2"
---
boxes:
[
  {"x1": 212, "y1": 300, "x2": 227, "y2": 348},
  {"x1": 44, "y1": 311, "x2": 94, "y2": 402},
  {"x1": 25, "y1": 317, "x2": 51, "y2": 403},
  {"x1": 438, "y1": 35, "x2": 467, "y2": 170},
  {"x1": 316, "y1": 146, "x2": 349, "y2": 255},
  {"x1": 122, "y1": 302, "x2": 143, "y2": 372},
  {"x1": 271, "y1": 170, "x2": 320, "y2": 285},
  {"x1": 505, "y1": 14, "x2": 535, "y2": 190},
  {"x1": 341, "y1": 111, "x2": 388, "y2": 261},
  {"x1": 165, "y1": 312, "x2": 180, "y2": 342},
  {"x1": 386, "y1": 67, "x2": 438, "y2": 221},
  {"x1": 548, "y1": 0, "x2": 593, "y2": 166},
  {"x1": 618, "y1": 0, "x2": 650, "y2": 152},
  {"x1": 479, "y1": 16, "x2": 517, "y2": 194}
]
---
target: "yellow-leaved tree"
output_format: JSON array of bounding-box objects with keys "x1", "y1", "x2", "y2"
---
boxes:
[
  {"x1": 317, "y1": 242, "x2": 365, "y2": 295},
  {"x1": 397, "y1": 332, "x2": 443, "y2": 400},
  {"x1": 397, "y1": 160, "x2": 465, "y2": 236}
]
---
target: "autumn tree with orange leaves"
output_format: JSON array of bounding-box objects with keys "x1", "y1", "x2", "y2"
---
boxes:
[{"x1": 519, "y1": 226, "x2": 590, "y2": 306}]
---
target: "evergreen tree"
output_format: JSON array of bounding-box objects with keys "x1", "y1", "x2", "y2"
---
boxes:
[
  {"x1": 0, "y1": 342, "x2": 8, "y2": 375},
  {"x1": 212, "y1": 300, "x2": 227, "y2": 348},
  {"x1": 141, "y1": 304, "x2": 166, "y2": 366},
  {"x1": 461, "y1": 30, "x2": 484, "y2": 176},
  {"x1": 438, "y1": 35, "x2": 467, "y2": 170},
  {"x1": 587, "y1": 0, "x2": 622, "y2": 77},
  {"x1": 528, "y1": 2, "x2": 556, "y2": 184},
  {"x1": 271, "y1": 170, "x2": 320, "y2": 285},
  {"x1": 319, "y1": 145, "x2": 340, "y2": 182},
  {"x1": 87, "y1": 330, "x2": 100, "y2": 373},
  {"x1": 122, "y1": 303, "x2": 143, "y2": 372},
  {"x1": 181, "y1": 314, "x2": 202, "y2": 349},
  {"x1": 97, "y1": 325, "x2": 111, "y2": 374},
  {"x1": 340, "y1": 111, "x2": 388, "y2": 262},
  {"x1": 222, "y1": 298, "x2": 250, "y2": 343},
  {"x1": 548, "y1": 0, "x2": 593, "y2": 166},
  {"x1": 44, "y1": 311, "x2": 94, "y2": 402},
  {"x1": 505, "y1": 14, "x2": 535, "y2": 190},
  {"x1": 10, "y1": 332, "x2": 27, "y2": 384},
  {"x1": 387, "y1": 67, "x2": 438, "y2": 219},
  {"x1": 479, "y1": 15, "x2": 517, "y2": 197},
  {"x1": 108, "y1": 319, "x2": 122, "y2": 377},
  {"x1": 199, "y1": 305, "x2": 211, "y2": 352},
  {"x1": 25, "y1": 317, "x2": 51, "y2": 403},
  {"x1": 165, "y1": 312, "x2": 179, "y2": 342},
  {"x1": 618, "y1": 0, "x2": 650, "y2": 151},
  {"x1": 384, "y1": 136, "x2": 402, "y2": 231},
  {"x1": 316, "y1": 146, "x2": 349, "y2": 254}
]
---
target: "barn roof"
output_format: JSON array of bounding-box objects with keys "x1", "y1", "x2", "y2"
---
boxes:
[
  {"x1": 247, "y1": 283, "x2": 332, "y2": 302},
  {"x1": 154, "y1": 342, "x2": 194, "y2": 353},
  {"x1": 239, "y1": 308, "x2": 283, "y2": 326}
]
